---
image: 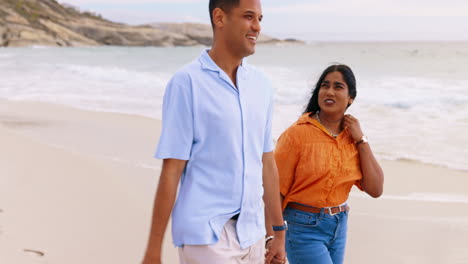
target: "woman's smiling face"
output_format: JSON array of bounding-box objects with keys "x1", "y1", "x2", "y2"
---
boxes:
[{"x1": 318, "y1": 71, "x2": 354, "y2": 115}]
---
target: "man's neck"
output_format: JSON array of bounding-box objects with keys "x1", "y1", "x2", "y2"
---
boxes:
[{"x1": 208, "y1": 44, "x2": 242, "y2": 87}]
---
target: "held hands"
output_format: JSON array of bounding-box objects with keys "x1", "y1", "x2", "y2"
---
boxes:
[
  {"x1": 265, "y1": 235, "x2": 287, "y2": 264},
  {"x1": 343, "y1": 114, "x2": 364, "y2": 142}
]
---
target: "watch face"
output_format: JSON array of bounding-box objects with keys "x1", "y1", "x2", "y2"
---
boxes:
[{"x1": 357, "y1": 136, "x2": 368, "y2": 145}]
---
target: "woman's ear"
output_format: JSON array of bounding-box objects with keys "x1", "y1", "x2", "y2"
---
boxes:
[{"x1": 347, "y1": 98, "x2": 354, "y2": 107}]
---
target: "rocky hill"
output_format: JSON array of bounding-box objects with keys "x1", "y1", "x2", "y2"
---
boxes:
[
  {"x1": 0, "y1": 0, "x2": 303, "y2": 47},
  {"x1": 150, "y1": 23, "x2": 303, "y2": 46}
]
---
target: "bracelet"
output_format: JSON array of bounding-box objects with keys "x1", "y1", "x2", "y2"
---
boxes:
[{"x1": 265, "y1": 236, "x2": 274, "y2": 248}]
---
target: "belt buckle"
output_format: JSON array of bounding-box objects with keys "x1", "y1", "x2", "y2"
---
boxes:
[{"x1": 327, "y1": 206, "x2": 341, "y2": 216}]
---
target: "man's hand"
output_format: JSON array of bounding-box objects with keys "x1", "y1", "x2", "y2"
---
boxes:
[
  {"x1": 142, "y1": 255, "x2": 161, "y2": 264},
  {"x1": 264, "y1": 234, "x2": 286, "y2": 264}
]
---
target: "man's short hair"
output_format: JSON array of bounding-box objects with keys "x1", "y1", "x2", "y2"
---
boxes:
[{"x1": 209, "y1": 0, "x2": 240, "y2": 28}]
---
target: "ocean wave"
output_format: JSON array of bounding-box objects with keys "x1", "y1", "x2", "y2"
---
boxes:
[
  {"x1": 2, "y1": 45, "x2": 467, "y2": 174},
  {"x1": 358, "y1": 76, "x2": 468, "y2": 108},
  {"x1": 385, "y1": 102, "x2": 412, "y2": 109},
  {"x1": 0, "y1": 63, "x2": 170, "y2": 120},
  {"x1": 59, "y1": 64, "x2": 170, "y2": 85},
  {"x1": 0, "y1": 53, "x2": 14, "y2": 58},
  {"x1": 31, "y1": 45, "x2": 52, "y2": 49}
]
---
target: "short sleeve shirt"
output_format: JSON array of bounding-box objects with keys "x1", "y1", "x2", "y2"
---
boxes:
[
  {"x1": 275, "y1": 113, "x2": 363, "y2": 210},
  {"x1": 155, "y1": 50, "x2": 274, "y2": 248}
]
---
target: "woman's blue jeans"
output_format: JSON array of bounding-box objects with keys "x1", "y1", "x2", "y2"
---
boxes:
[{"x1": 283, "y1": 206, "x2": 348, "y2": 264}]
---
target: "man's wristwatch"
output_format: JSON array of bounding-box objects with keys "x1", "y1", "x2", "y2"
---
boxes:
[
  {"x1": 356, "y1": 135, "x2": 368, "y2": 145},
  {"x1": 272, "y1": 221, "x2": 288, "y2": 231}
]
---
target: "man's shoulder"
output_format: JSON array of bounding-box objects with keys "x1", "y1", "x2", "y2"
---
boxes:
[
  {"x1": 169, "y1": 59, "x2": 204, "y2": 85},
  {"x1": 174, "y1": 59, "x2": 202, "y2": 77}
]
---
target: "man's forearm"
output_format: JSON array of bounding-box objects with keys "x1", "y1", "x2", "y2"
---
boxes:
[
  {"x1": 143, "y1": 159, "x2": 186, "y2": 262},
  {"x1": 265, "y1": 194, "x2": 284, "y2": 236},
  {"x1": 262, "y1": 152, "x2": 287, "y2": 264},
  {"x1": 262, "y1": 152, "x2": 285, "y2": 234},
  {"x1": 144, "y1": 178, "x2": 178, "y2": 259},
  {"x1": 264, "y1": 184, "x2": 285, "y2": 239}
]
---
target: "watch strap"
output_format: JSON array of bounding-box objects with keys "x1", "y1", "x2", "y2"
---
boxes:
[{"x1": 272, "y1": 221, "x2": 288, "y2": 231}]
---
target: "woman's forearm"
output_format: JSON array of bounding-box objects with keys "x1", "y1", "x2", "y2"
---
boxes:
[{"x1": 358, "y1": 142, "x2": 384, "y2": 198}]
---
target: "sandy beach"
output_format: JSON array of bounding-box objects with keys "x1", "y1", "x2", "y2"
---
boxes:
[
  {"x1": 0, "y1": 100, "x2": 176, "y2": 263},
  {"x1": 1, "y1": 99, "x2": 467, "y2": 264}
]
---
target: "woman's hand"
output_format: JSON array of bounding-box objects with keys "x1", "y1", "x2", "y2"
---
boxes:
[{"x1": 343, "y1": 114, "x2": 364, "y2": 142}]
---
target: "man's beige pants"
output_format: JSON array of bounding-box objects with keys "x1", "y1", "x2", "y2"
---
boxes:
[{"x1": 178, "y1": 220, "x2": 265, "y2": 264}]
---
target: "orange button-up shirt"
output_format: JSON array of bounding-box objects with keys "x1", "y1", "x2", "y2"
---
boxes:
[{"x1": 275, "y1": 113, "x2": 363, "y2": 210}]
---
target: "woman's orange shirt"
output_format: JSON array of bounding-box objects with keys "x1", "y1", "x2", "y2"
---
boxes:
[{"x1": 275, "y1": 113, "x2": 363, "y2": 210}]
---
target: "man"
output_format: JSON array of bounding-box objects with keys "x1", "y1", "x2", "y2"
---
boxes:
[{"x1": 142, "y1": 0, "x2": 286, "y2": 263}]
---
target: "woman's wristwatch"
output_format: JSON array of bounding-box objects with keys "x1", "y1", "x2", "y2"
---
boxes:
[{"x1": 356, "y1": 135, "x2": 368, "y2": 145}]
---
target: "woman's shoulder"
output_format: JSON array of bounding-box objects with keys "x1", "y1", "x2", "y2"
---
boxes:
[
  {"x1": 295, "y1": 112, "x2": 320, "y2": 129},
  {"x1": 281, "y1": 113, "x2": 318, "y2": 137}
]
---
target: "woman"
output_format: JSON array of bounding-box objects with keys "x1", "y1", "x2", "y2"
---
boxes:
[{"x1": 274, "y1": 64, "x2": 384, "y2": 264}]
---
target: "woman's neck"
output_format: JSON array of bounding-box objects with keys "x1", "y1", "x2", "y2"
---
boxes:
[{"x1": 316, "y1": 111, "x2": 343, "y2": 135}]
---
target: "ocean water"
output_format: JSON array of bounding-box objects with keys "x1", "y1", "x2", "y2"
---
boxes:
[{"x1": 1, "y1": 43, "x2": 468, "y2": 171}]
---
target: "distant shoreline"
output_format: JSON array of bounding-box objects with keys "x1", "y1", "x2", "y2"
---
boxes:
[{"x1": 0, "y1": 0, "x2": 303, "y2": 47}]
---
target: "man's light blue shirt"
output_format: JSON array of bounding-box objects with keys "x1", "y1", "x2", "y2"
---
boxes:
[{"x1": 155, "y1": 50, "x2": 274, "y2": 249}]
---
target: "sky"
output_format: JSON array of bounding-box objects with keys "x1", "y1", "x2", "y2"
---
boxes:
[{"x1": 61, "y1": 0, "x2": 468, "y2": 41}]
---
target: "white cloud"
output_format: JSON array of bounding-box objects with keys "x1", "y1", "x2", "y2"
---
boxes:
[
  {"x1": 61, "y1": 0, "x2": 205, "y2": 5},
  {"x1": 264, "y1": 0, "x2": 468, "y2": 16},
  {"x1": 56, "y1": 0, "x2": 468, "y2": 41},
  {"x1": 101, "y1": 10, "x2": 208, "y2": 25}
]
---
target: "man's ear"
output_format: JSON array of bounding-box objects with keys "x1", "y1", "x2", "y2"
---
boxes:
[
  {"x1": 348, "y1": 98, "x2": 354, "y2": 107},
  {"x1": 212, "y1": 8, "x2": 226, "y2": 29}
]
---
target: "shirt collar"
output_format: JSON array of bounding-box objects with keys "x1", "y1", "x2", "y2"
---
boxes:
[
  {"x1": 297, "y1": 112, "x2": 319, "y2": 126},
  {"x1": 198, "y1": 49, "x2": 248, "y2": 73}
]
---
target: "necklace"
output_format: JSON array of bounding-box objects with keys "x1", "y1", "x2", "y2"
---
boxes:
[{"x1": 315, "y1": 111, "x2": 341, "y2": 138}]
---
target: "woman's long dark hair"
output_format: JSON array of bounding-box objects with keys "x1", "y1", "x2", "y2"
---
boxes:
[{"x1": 304, "y1": 64, "x2": 357, "y2": 115}]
